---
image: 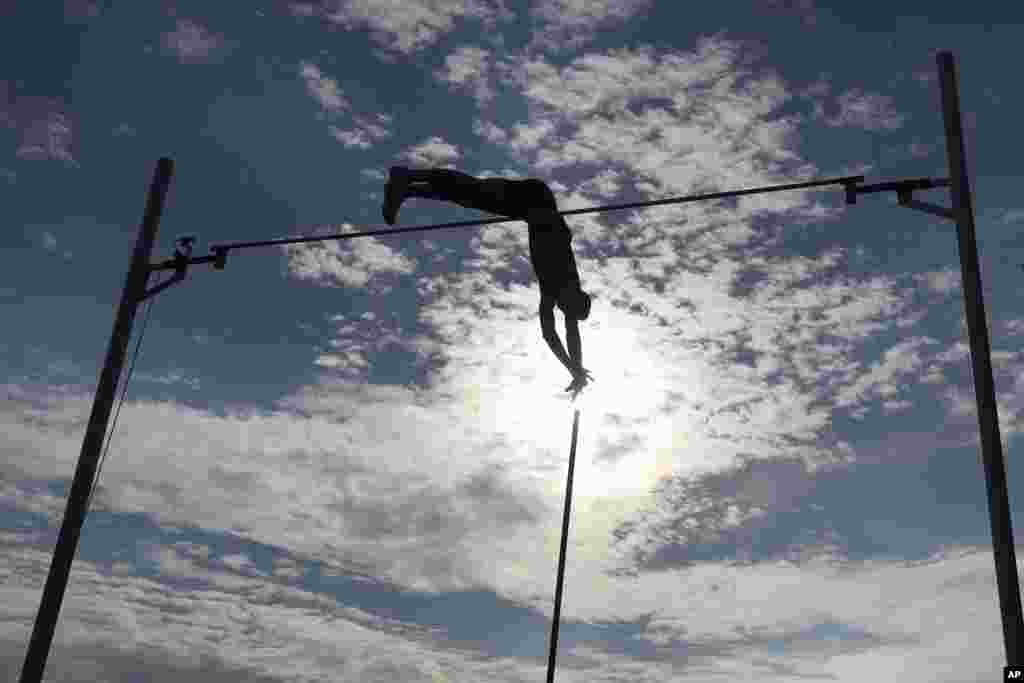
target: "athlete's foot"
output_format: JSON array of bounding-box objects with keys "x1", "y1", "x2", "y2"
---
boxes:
[{"x1": 383, "y1": 166, "x2": 410, "y2": 225}]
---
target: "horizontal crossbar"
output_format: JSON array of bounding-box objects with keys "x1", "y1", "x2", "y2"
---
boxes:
[
  {"x1": 150, "y1": 173, "x2": 892, "y2": 273},
  {"x1": 206, "y1": 174, "x2": 865, "y2": 253}
]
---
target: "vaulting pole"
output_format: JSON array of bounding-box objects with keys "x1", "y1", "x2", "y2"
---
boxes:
[
  {"x1": 546, "y1": 409, "x2": 581, "y2": 683},
  {"x1": 937, "y1": 51, "x2": 1023, "y2": 665},
  {"x1": 19, "y1": 158, "x2": 174, "y2": 683}
]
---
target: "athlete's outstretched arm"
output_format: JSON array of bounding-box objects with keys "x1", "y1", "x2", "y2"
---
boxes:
[
  {"x1": 540, "y1": 295, "x2": 577, "y2": 376},
  {"x1": 562, "y1": 316, "x2": 593, "y2": 398},
  {"x1": 564, "y1": 316, "x2": 581, "y2": 370}
]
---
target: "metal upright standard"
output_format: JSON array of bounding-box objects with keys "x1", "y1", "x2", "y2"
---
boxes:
[
  {"x1": 19, "y1": 158, "x2": 175, "y2": 683},
  {"x1": 937, "y1": 51, "x2": 1022, "y2": 664},
  {"x1": 547, "y1": 409, "x2": 581, "y2": 683},
  {"x1": 848, "y1": 53, "x2": 1022, "y2": 665},
  {"x1": 20, "y1": 50, "x2": 1020, "y2": 682}
]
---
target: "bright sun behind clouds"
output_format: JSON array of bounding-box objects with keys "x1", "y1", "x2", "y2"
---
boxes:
[{"x1": 493, "y1": 304, "x2": 706, "y2": 501}]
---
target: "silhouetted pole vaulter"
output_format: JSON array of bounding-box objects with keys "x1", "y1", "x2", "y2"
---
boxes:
[
  {"x1": 194, "y1": 172, "x2": 870, "y2": 403},
  {"x1": 547, "y1": 409, "x2": 581, "y2": 683},
  {"x1": 19, "y1": 158, "x2": 175, "y2": 683},
  {"x1": 382, "y1": 167, "x2": 595, "y2": 399}
]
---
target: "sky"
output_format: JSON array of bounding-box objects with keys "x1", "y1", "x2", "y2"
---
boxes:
[{"x1": 3, "y1": 1, "x2": 1024, "y2": 681}]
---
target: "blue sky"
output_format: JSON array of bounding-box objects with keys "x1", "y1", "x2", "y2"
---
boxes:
[{"x1": 3, "y1": 1, "x2": 1024, "y2": 681}]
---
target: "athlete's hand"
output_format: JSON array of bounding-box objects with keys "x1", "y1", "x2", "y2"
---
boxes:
[
  {"x1": 564, "y1": 378, "x2": 584, "y2": 400},
  {"x1": 564, "y1": 366, "x2": 594, "y2": 399},
  {"x1": 572, "y1": 365, "x2": 594, "y2": 384}
]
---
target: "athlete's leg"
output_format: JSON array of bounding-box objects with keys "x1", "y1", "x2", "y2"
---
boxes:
[
  {"x1": 405, "y1": 169, "x2": 520, "y2": 217},
  {"x1": 384, "y1": 167, "x2": 544, "y2": 224}
]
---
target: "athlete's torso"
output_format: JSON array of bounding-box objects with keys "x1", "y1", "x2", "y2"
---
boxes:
[
  {"x1": 504, "y1": 178, "x2": 577, "y2": 295},
  {"x1": 528, "y1": 217, "x2": 576, "y2": 295}
]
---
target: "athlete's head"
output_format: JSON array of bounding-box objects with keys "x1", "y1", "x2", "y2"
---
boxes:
[{"x1": 559, "y1": 284, "x2": 592, "y2": 321}]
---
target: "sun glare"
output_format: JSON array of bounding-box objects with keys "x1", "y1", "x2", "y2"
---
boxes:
[
  {"x1": 514, "y1": 308, "x2": 703, "y2": 498},
  {"x1": 571, "y1": 311, "x2": 669, "y2": 416}
]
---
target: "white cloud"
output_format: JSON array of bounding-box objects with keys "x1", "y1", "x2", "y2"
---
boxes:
[
  {"x1": 302, "y1": 64, "x2": 392, "y2": 147},
  {"x1": 436, "y1": 46, "x2": 489, "y2": 85},
  {"x1": 328, "y1": 125, "x2": 372, "y2": 149},
  {"x1": 0, "y1": 544, "x2": 550, "y2": 683},
  {"x1": 16, "y1": 109, "x2": 76, "y2": 165},
  {"x1": 328, "y1": 114, "x2": 392, "y2": 148},
  {"x1": 134, "y1": 368, "x2": 202, "y2": 391},
  {"x1": 435, "y1": 46, "x2": 496, "y2": 104},
  {"x1": 220, "y1": 552, "x2": 258, "y2": 573},
  {"x1": 489, "y1": 39, "x2": 811, "y2": 194},
  {"x1": 283, "y1": 223, "x2": 418, "y2": 295},
  {"x1": 579, "y1": 168, "x2": 624, "y2": 199},
  {"x1": 0, "y1": 523, "x2": 1014, "y2": 682},
  {"x1": 801, "y1": 76, "x2": 831, "y2": 99},
  {"x1": 146, "y1": 545, "x2": 204, "y2": 578},
  {"x1": 173, "y1": 542, "x2": 211, "y2": 561},
  {"x1": 473, "y1": 119, "x2": 508, "y2": 144},
  {"x1": 294, "y1": 0, "x2": 515, "y2": 57},
  {"x1": 299, "y1": 61, "x2": 350, "y2": 113},
  {"x1": 831, "y1": 336, "x2": 933, "y2": 409},
  {"x1": 271, "y1": 556, "x2": 303, "y2": 580},
  {"x1": 402, "y1": 136, "x2": 462, "y2": 167},
  {"x1": 357, "y1": 113, "x2": 392, "y2": 137},
  {"x1": 161, "y1": 18, "x2": 226, "y2": 63},
  {"x1": 0, "y1": 480, "x2": 67, "y2": 525},
  {"x1": 822, "y1": 89, "x2": 906, "y2": 131},
  {"x1": 527, "y1": 0, "x2": 657, "y2": 53},
  {"x1": 914, "y1": 268, "x2": 960, "y2": 295}
]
